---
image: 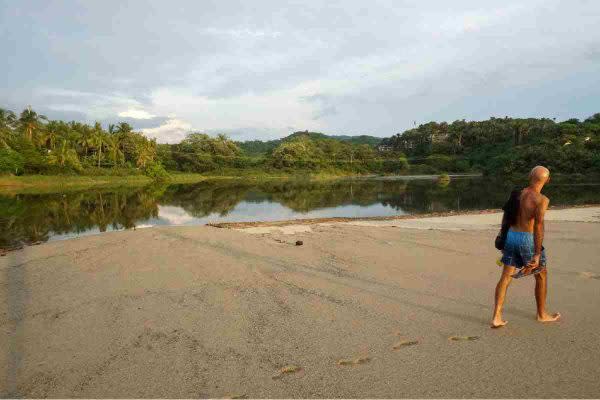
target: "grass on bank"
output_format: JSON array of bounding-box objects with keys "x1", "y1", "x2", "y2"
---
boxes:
[
  {"x1": 2, "y1": 169, "x2": 595, "y2": 196},
  {"x1": 0, "y1": 174, "x2": 157, "y2": 194},
  {"x1": 0, "y1": 169, "x2": 379, "y2": 194}
]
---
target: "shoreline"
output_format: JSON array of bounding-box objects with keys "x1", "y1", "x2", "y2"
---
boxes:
[
  {"x1": 209, "y1": 203, "x2": 600, "y2": 229},
  {"x1": 2, "y1": 204, "x2": 598, "y2": 254}
]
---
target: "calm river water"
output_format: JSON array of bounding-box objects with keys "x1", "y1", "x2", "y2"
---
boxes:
[{"x1": 1, "y1": 175, "x2": 599, "y2": 249}]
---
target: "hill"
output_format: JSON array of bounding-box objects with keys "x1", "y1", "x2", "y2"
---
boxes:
[{"x1": 237, "y1": 131, "x2": 382, "y2": 156}]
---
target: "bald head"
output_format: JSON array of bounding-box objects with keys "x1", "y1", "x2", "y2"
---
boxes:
[{"x1": 529, "y1": 165, "x2": 550, "y2": 185}]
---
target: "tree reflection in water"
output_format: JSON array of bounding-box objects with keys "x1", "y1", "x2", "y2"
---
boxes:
[{"x1": 1, "y1": 177, "x2": 599, "y2": 250}]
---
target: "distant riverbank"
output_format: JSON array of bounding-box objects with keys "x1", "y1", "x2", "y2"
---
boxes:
[
  {"x1": 0, "y1": 172, "x2": 292, "y2": 193},
  {"x1": 0, "y1": 172, "x2": 480, "y2": 194}
]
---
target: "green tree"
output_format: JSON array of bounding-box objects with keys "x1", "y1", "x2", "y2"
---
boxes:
[
  {"x1": 0, "y1": 108, "x2": 16, "y2": 131},
  {"x1": 136, "y1": 139, "x2": 156, "y2": 168},
  {"x1": 354, "y1": 144, "x2": 375, "y2": 161},
  {"x1": 116, "y1": 122, "x2": 133, "y2": 134},
  {"x1": 77, "y1": 126, "x2": 94, "y2": 158},
  {"x1": 271, "y1": 137, "x2": 321, "y2": 169},
  {"x1": 106, "y1": 135, "x2": 125, "y2": 166},
  {"x1": 172, "y1": 132, "x2": 241, "y2": 172},
  {"x1": 18, "y1": 107, "x2": 47, "y2": 142},
  {"x1": 92, "y1": 130, "x2": 107, "y2": 167},
  {"x1": 48, "y1": 139, "x2": 81, "y2": 169},
  {"x1": 0, "y1": 147, "x2": 24, "y2": 173},
  {"x1": 42, "y1": 121, "x2": 62, "y2": 150},
  {"x1": 0, "y1": 108, "x2": 16, "y2": 148}
]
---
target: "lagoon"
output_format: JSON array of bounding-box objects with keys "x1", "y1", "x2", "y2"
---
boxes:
[{"x1": 1, "y1": 175, "x2": 599, "y2": 249}]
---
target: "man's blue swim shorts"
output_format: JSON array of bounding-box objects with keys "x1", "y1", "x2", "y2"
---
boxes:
[{"x1": 500, "y1": 229, "x2": 547, "y2": 269}]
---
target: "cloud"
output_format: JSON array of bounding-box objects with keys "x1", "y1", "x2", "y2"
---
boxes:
[
  {"x1": 201, "y1": 27, "x2": 282, "y2": 39},
  {"x1": 118, "y1": 109, "x2": 156, "y2": 119},
  {"x1": 142, "y1": 118, "x2": 194, "y2": 143},
  {"x1": 102, "y1": 116, "x2": 169, "y2": 130},
  {"x1": 1, "y1": 0, "x2": 600, "y2": 139},
  {"x1": 145, "y1": 85, "x2": 324, "y2": 140},
  {"x1": 35, "y1": 88, "x2": 143, "y2": 119}
]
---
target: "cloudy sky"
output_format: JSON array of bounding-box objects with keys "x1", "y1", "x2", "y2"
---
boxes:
[{"x1": 1, "y1": 0, "x2": 599, "y2": 143}]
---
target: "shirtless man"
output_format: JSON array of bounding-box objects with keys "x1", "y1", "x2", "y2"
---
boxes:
[{"x1": 491, "y1": 165, "x2": 561, "y2": 328}]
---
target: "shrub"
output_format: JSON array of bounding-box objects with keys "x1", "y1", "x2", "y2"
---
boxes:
[
  {"x1": 144, "y1": 163, "x2": 170, "y2": 182},
  {"x1": 437, "y1": 173, "x2": 451, "y2": 186},
  {"x1": 0, "y1": 148, "x2": 25, "y2": 175},
  {"x1": 10, "y1": 143, "x2": 49, "y2": 174}
]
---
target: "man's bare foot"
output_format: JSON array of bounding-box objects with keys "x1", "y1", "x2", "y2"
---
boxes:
[
  {"x1": 537, "y1": 312, "x2": 561, "y2": 322},
  {"x1": 491, "y1": 318, "x2": 508, "y2": 329}
]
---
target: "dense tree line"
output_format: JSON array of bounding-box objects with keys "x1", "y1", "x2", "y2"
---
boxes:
[
  {"x1": 380, "y1": 114, "x2": 600, "y2": 174},
  {"x1": 0, "y1": 107, "x2": 160, "y2": 176},
  {"x1": 156, "y1": 131, "x2": 410, "y2": 174},
  {"x1": 0, "y1": 107, "x2": 406, "y2": 176},
  {"x1": 2, "y1": 106, "x2": 599, "y2": 177}
]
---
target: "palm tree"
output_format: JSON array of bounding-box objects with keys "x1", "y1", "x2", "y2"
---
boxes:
[
  {"x1": 116, "y1": 122, "x2": 133, "y2": 134},
  {"x1": 48, "y1": 139, "x2": 80, "y2": 168},
  {"x1": 106, "y1": 135, "x2": 124, "y2": 166},
  {"x1": 0, "y1": 109, "x2": 15, "y2": 148},
  {"x1": 136, "y1": 140, "x2": 156, "y2": 168},
  {"x1": 49, "y1": 140, "x2": 68, "y2": 167},
  {"x1": 18, "y1": 106, "x2": 47, "y2": 142},
  {"x1": 0, "y1": 108, "x2": 16, "y2": 131},
  {"x1": 77, "y1": 127, "x2": 94, "y2": 157},
  {"x1": 92, "y1": 131, "x2": 107, "y2": 167},
  {"x1": 42, "y1": 121, "x2": 61, "y2": 150}
]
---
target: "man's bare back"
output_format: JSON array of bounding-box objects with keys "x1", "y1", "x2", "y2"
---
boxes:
[{"x1": 512, "y1": 188, "x2": 549, "y2": 234}]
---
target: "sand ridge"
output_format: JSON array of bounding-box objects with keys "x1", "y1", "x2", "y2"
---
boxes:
[{"x1": 229, "y1": 206, "x2": 600, "y2": 235}]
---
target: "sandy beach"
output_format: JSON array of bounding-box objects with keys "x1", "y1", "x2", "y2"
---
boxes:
[{"x1": 1, "y1": 207, "x2": 600, "y2": 398}]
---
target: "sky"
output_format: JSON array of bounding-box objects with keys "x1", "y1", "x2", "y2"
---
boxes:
[{"x1": 1, "y1": 0, "x2": 599, "y2": 143}]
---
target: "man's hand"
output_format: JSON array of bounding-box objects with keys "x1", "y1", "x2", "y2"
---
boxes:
[
  {"x1": 528, "y1": 254, "x2": 541, "y2": 268},
  {"x1": 521, "y1": 254, "x2": 541, "y2": 276}
]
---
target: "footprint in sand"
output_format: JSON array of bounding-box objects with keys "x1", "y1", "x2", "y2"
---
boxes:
[
  {"x1": 337, "y1": 356, "x2": 371, "y2": 366},
  {"x1": 272, "y1": 365, "x2": 302, "y2": 380},
  {"x1": 392, "y1": 340, "x2": 419, "y2": 350},
  {"x1": 579, "y1": 271, "x2": 600, "y2": 280},
  {"x1": 449, "y1": 335, "x2": 480, "y2": 341}
]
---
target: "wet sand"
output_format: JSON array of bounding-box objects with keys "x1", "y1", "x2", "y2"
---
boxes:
[{"x1": 1, "y1": 208, "x2": 600, "y2": 398}]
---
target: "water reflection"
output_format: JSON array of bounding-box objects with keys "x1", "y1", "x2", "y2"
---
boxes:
[{"x1": 1, "y1": 176, "x2": 599, "y2": 249}]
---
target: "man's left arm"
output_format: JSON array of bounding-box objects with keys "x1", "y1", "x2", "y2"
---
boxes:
[{"x1": 529, "y1": 196, "x2": 549, "y2": 269}]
